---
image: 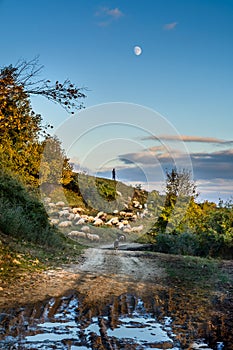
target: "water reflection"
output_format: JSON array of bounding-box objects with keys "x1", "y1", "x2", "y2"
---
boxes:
[{"x1": 0, "y1": 286, "x2": 232, "y2": 349}]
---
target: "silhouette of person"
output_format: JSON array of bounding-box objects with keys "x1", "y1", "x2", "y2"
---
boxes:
[{"x1": 112, "y1": 168, "x2": 116, "y2": 181}]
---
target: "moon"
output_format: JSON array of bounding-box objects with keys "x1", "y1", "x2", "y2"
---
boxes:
[{"x1": 134, "y1": 46, "x2": 142, "y2": 56}]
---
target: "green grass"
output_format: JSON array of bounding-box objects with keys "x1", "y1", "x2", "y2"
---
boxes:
[{"x1": 158, "y1": 254, "x2": 229, "y2": 289}]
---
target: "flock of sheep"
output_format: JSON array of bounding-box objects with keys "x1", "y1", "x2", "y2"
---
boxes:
[{"x1": 44, "y1": 197, "x2": 149, "y2": 246}]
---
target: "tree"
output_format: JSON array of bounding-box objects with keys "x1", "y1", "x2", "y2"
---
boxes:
[
  {"x1": 0, "y1": 57, "x2": 85, "y2": 185},
  {"x1": 2, "y1": 57, "x2": 87, "y2": 114},
  {"x1": 156, "y1": 168, "x2": 197, "y2": 233},
  {"x1": 39, "y1": 136, "x2": 73, "y2": 187}
]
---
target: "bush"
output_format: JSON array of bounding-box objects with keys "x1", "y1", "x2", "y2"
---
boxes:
[
  {"x1": 0, "y1": 169, "x2": 64, "y2": 247},
  {"x1": 152, "y1": 230, "x2": 232, "y2": 259}
]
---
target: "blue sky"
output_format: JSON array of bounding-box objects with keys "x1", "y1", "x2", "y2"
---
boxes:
[{"x1": 1, "y1": 0, "x2": 233, "y2": 202}]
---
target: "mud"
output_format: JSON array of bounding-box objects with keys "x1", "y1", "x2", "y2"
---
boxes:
[{"x1": 0, "y1": 245, "x2": 233, "y2": 349}]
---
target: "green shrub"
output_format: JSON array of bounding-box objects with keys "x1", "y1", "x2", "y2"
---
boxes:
[{"x1": 0, "y1": 169, "x2": 64, "y2": 247}]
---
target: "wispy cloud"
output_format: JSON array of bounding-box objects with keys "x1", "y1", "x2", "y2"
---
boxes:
[
  {"x1": 95, "y1": 7, "x2": 124, "y2": 26},
  {"x1": 163, "y1": 22, "x2": 178, "y2": 31},
  {"x1": 143, "y1": 134, "x2": 233, "y2": 145}
]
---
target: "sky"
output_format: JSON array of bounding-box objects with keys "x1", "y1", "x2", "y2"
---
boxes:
[{"x1": 1, "y1": 0, "x2": 233, "y2": 202}]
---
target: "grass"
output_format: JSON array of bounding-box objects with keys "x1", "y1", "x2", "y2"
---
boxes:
[
  {"x1": 158, "y1": 253, "x2": 230, "y2": 289},
  {"x1": 0, "y1": 230, "x2": 84, "y2": 282}
]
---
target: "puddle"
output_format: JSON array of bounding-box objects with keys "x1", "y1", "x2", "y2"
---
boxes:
[{"x1": 0, "y1": 290, "x2": 231, "y2": 349}]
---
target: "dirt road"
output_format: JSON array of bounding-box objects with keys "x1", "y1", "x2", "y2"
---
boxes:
[
  {"x1": 66, "y1": 243, "x2": 165, "y2": 283},
  {"x1": 0, "y1": 243, "x2": 165, "y2": 308}
]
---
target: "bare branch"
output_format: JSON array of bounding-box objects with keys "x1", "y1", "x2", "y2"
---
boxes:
[{"x1": 1, "y1": 57, "x2": 87, "y2": 113}]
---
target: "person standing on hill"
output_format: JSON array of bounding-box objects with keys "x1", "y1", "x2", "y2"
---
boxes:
[{"x1": 112, "y1": 168, "x2": 116, "y2": 181}]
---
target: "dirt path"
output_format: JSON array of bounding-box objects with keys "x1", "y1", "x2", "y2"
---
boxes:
[
  {"x1": 0, "y1": 243, "x2": 165, "y2": 308},
  {"x1": 1, "y1": 243, "x2": 232, "y2": 310},
  {"x1": 65, "y1": 244, "x2": 165, "y2": 282}
]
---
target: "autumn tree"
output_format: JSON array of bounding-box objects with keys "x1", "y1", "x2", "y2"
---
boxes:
[
  {"x1": 156, "y1": 168, "x2": 197, "y2": 233},
  {"x1": 0, "y1": 57, "x2": 86, "y2": 185},
  {"x1": 40, "y1": 136, "x2": 73, "y2": 187}
]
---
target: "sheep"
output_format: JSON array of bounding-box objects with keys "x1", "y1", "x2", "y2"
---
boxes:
[
  {"x1": 105, "y1": 220, "x2": 113, "y2": 227},
  {"x1": 50, "y1": 218, "x2": 59, "y2": 225},
  {"x1": 48, "y1": 202, "x2": 56, "y2": 208},
  {"x1": 86, "y1": 233, "x2": 100, "y2": 241},
  {"x1": 116, "y1": 190, "x2": 122, "y2": 196},
  {"x1": 67, "y1": 213, "x2": 75, "y2": 220},
  {"x1": 116, "y1": 222, "x2": 124, "y2": 230},
  {"x1": 68, "y1": 231, "x2": 86, "y2": 238},
  {"x1": 125, "y1": 212, "x2": 133, "y2": 218},
  {"x1": 96, "y1": 211, "x2": 107, "y2": 221},
  {"x1": 74, "y1": 213, "x2": 81, "y2": 220},
  {"x1": 72, "y1": 207, "x2": 85, "y2": 214},
  {"x1": 81, "y1": 225, "x2": 90, "y2": 233},
  {"x1": 87, "y1": 216, "x2": 95, "y2": 223},
  {"x1": 56, "y1": 201, "x2": 65, "y2": 207},
  {"x1": 122, "y1": 220, "x2": 129, "y2": 226},
  {"x1": 75, "y1": 218, "x2": 86, "y2": 225},
  {"x1": 59, "y1": 210, "x2": 70, "y2": 218},
  {"x1": 93, "y1": 218, "x2": 104, "y2": 226},
  {"x1": 111, "y1": 217, "x2": 119, "y2": 225},
  {"x1": 113, "y1": 209, "x2": 119, "y2": 214},
  {"x1": 131, "y1": 224, "x2": 144, "y2": 233},
  {"x1": 123, "y1": 228, "x2": 132, "y2": 233},
  {"x1": 58, "y1": 221, "x2": 72, "y2": 228},
  {"x1": 44, "y1": 197, "x2": 51, "y2": 203},
  {"x1": 133, "y1": 200, "x2": 140, "y2": 207},
  {"x1": 114, "y1": 239, "x2": 119, "y2": 250},
  {"x1": 62, "y1": 206, "x2": 71, "y2": 211},
  {"x1": 118, "y1": 234, "x2": 126, "y2": 242},
  {"x1": 92, "y1": 234, "x2": 100, "y2": 242}
]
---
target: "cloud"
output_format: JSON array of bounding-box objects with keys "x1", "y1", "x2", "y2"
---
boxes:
[
  {"x1": 95, "y1": 7, "x2": 124, "y2": 26},
  {"x1": 163, "y1": 22, "x2": 178, "y2": 30},
  {"x1": 118, "y1": 146, "x2": 233, "y2": 180},
  {"x1": 143, "y1": 134, "x2": 233, "y2": 145}
]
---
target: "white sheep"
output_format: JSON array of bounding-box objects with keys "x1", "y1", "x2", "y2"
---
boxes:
[
  {"x1": 111, "y1": 217, "x2": 119, "y2": 225},
  {"x1": 75, "y1": 218, "x2": 86, "y2": 225},
  {"x1": 67, "y1": 213, "x2": 75, "y2": 220},
  {"x1": 58, "y1": 221, "x2": 72, "y2": 228},
  {"x1": 105, "y1": 220, "x2": 113, "y2": 227},
  {"x1": 72, "y1": 207, "x2": 85, "y2": 214},
  {"x1": 44, "y1": 197, "x2": 51, "y2": 203},
  {"x1": 81, "y1": 225, "x2": 90, "y2": 233},
  {"x1": 131, "y1": 224, "x2": 144, "y2": 233},
  {"x1": 59, "y1": 210, "x2": 70, "y2": 217},
  {"x1": 122, "y1": 220, "x2": 129, "y2": 226},
  {"x1": 87, "y1": 216, "x2": 95, "y2": 223},
  {"x1": 68, "y1": 231, "x2": 86, "y2": 238},
  {"x1": 86, "y1": 233, "x2": 100, "y2": 241},
  {"x1": 116, "y1": 222, "x2": 124, "y2": 230},
  {"x1": 118, "y1": 234, "x2": 126, "y2": 241},
  {"x1": 56, "y1": 201, "x2": 65, "y2": 207},
  {"x1": 50, "y1": 218, "x2": 59, "y2": 225},
  {"x1": 123, "y1": 228, "x2": 132, "y2": 233},
  {"x1": 48, "y1": 202, "x2": 56, "y2": 208},
  {"x1": 93, "y1": 218, "x2": 104, "y2": 226},
  {"x1": 74, "y1": 213, "x2": 81, "y2": 220}
]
